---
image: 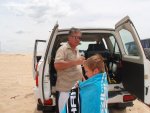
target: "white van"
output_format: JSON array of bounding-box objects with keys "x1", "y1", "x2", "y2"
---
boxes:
[{"x1": 33, "y1": 16, "x2": 150, "y2": 113}]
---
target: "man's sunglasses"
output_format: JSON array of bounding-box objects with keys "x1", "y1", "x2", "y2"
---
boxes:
[{"x1": 71, "y1": 36, "x2": 82, "y2": 40}]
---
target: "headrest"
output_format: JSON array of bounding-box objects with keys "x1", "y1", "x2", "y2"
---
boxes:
[{"x1": 87, "y1": 43, "x2": 106, "y2": 51}]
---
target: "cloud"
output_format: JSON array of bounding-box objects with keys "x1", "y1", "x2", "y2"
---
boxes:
[
  {"x1": 4, "y1": 0, "x2": 74, "y2": 23},
  {"x1": 16, "y1": 30, "x2": 24, "y2": 34},
  {"x1": 4, "y1": 0, "x2": 150, "y2": 25}
]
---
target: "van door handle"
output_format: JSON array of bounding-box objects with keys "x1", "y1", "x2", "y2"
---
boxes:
[{"x1": 146, "y1": 86, "x2": 149, "y2": 95}]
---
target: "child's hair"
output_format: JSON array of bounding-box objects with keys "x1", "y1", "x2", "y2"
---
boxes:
[{"x1": 84, "y1": 54, "x2": 105, "y2": 73}]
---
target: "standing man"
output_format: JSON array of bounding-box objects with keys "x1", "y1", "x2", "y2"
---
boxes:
[{"x1": 54, "y1": 28, "x2": 85, "y2": 113}]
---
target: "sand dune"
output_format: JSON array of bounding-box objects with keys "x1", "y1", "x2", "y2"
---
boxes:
[{"x1": 0, "y1": 54, "x2": 150, "y2": 113}]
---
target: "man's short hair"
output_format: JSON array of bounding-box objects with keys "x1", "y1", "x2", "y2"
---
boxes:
[{"x1": 68, "y1": 27, "x2": 81, "y2": 36}]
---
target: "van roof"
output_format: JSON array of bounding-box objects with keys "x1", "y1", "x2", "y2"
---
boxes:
[{"x1": 58, "y1": 28, "x2": 115, "y2": 32}]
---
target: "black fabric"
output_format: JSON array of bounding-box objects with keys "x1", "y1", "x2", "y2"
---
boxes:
[
  {"x1": 66, "y1": 87, "x2": 80, "y2": 113},
  {"x1": 56, "y1": 91, "x2": 60, "y2": 113}
]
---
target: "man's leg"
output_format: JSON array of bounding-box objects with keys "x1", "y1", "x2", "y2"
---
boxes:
[{"x1": 58, "y1": 92, "x2": 69, "y2": 113}]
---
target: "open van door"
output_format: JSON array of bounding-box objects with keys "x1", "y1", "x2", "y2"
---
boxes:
[
  {"x1": 33, "y1": 39, "x2": 46, "y2": 79},
  {"x1": 40, "y1": 24, "x2": 59, "y2": 104},
  {"x1": 115, "y1": 16, "x2": 150, "y2": 104}
]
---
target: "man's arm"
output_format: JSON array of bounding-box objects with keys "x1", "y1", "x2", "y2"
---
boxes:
[{"x1": 54, "y1": 56, "x2": 85, "y2": 70}]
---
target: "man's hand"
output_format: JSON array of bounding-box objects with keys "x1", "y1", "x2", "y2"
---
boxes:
[
  {"x1": 75, "y1": 56, "x2": 85, "y2": 65},
  {"x1": 74, "y1": 81, "x2": 79, "y2": 88}
]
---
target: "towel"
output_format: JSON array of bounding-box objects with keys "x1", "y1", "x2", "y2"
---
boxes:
[{"x1": 61, "y1": 72, "x2": 108, "y2": 113}]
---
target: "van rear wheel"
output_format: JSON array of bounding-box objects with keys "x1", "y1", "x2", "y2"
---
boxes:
[
  {"x1": 109, "y1": 102, "x2": 133, "y2": 111},
  {"x1": 114, "y1": 105, "x2": 126, "y2": 110},
  {"x1": 114, "y1": 102, "x2": 133, "y2": 110},
  {"x1": 43, "y1": 110, "x2": 55, "y2": 113},
  {"x1": 43, "y1": 110, "x2": 49, "y2": 113}
]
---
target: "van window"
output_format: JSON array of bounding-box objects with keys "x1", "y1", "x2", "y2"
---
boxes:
[
  {"x1": 109, "y1": 36, "x2": 120, "y2": 53},
  {"x1": 78, "y1": 41, "x2": 96, "y2": 50},
  {"x1": 119, "y1": 29, "x2": 139, "y2": 56},
  {"x1": 36, "y1": 41, "x2": 47, "y2": 56},
  {"x1": 60, "y1": 41, "x2": 96, "y2": 50}
]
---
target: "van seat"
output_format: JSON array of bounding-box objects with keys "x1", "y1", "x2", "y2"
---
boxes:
[
  {"x1": 85, "y1": 43, "x2": 110, "y2": 59},
  {"x1": 87, "y1": 43, "x2": 106, "y2": 51}
]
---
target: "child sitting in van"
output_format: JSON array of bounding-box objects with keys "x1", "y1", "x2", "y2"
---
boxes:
[{"x1": 61, "y1": 54, "x2": 108, "y2": 113}]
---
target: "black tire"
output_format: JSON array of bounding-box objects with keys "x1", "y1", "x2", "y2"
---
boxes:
[
  {"x1": 43, "y1": 110, "x2": 54, "y2": 113},
  {"x1": 144, "y1": 48, "x2": 150, "y2": 61},
  {"x1": 113, "y1": 102, "x2": 133, "y2": 110},
  {"x1": 43, "y1": 110, "x2": 48, "y2": 113},
  {"x1": 37, "y1": 103, "x2": 43, "y2": 111},
  {"x1": 108, "y1": 104, "x2": 126, "y2": 113},
  {"x1": 114, "y1": 105, "x2": 126, "y2": 110}
]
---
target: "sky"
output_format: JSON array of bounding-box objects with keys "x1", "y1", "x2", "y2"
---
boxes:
[{"x1": 0, "y1": 0, "x2": 150, "y2": 53}]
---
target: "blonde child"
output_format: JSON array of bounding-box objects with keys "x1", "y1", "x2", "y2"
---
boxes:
[{"x1": 61, "y1": 54, "x2": 108, "y2": 113}]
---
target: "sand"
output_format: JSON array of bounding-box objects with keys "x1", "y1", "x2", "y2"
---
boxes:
[{"x1": 0, "y1": 54, "x2": 150, "y2": 113}]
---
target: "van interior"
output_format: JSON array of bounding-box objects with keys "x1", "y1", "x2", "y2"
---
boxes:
[
  {"x1": 49, "y1": 32, "x2": 144, "y2": 102},
  {"x1": 50, "y1": 33, "x2": 122, "y2": 87}
]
